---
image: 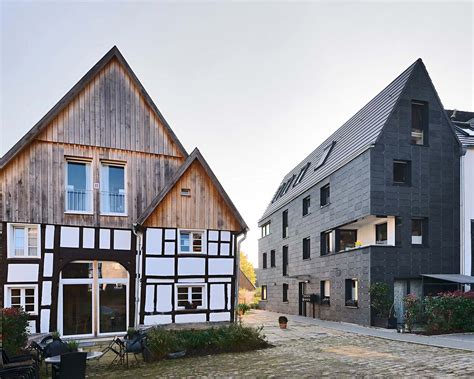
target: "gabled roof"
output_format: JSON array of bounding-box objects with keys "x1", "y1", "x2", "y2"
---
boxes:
[
  {"x1": 137, "y1": 148, "x2": 248, "y2": 231},
  {"x1": 446, "y1": 109, "x2": 474, "y2": 147},
  {"x1": 259, "y1": 59, "x2": 421, "y2": 222},
  {"x1": 0, "y1": 46, "x2": 188, "y2": 170}
]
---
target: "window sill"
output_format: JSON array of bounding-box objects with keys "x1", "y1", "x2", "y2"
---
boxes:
[
  {"x1": 100, "y1": 213, "x2": 128, "y2": 217},
  {"x1": 392, "y1": 182, "x2": 411, "y2": 187},
  {"x1": 320, "y1": 203, "x2": 330, "y2": 209},
  {"x1": 7, "y1": 255, "x2": 41, "y2": 260},
  {"x1": 65, "y1": 211, "x2": 94, "y2": 215},
  {"x1": 302, "y1": 213, "x2": 311, "y2": 218},
  {"x1": 411, "y1": 143, "x2": 429, "y2": 147},
  {"x1": 303, "y1": 257, "x2": 311, "y2": 261},
  {"x1": 345, "y1": 305, "x2": 359, "y2": 309}
]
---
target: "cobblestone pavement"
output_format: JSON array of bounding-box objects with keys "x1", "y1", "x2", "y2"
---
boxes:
[{"x1": 79, "y1": 310, "x2": 474, "y2": 378}]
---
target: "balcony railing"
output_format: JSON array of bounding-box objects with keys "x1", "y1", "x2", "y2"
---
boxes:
[
  {"x1": 101, "y1": 191, "x2": 127, "y2": 214},
  {"x1": 66, "y1": 189, "x2": 92, "y2": 212}
]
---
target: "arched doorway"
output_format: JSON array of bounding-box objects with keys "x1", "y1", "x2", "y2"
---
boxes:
[{"x1": 59, "y1": 261, "x2": 129, "y2": 337}]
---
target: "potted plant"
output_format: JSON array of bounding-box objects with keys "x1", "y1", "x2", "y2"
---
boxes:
[
  {"x1": 238, "y1": 303, "x2": 251, "y2": 315},
  {"x1": 66, "y1": 340, "x2": 79, "y2": 352},
  {"x1": 278, "y1": 316, "x2": 288, "y2": 329},
  {"x1": 369, "y1": 282, "x2": 396, "y2": 328}
]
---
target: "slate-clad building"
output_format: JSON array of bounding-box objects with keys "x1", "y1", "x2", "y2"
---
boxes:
[
  {"x1": 257, "y1": 59, "x2": 461, "y2": 325},
  {"x1": 0, "y1": 47, "x2": 248, "y2": 337}
]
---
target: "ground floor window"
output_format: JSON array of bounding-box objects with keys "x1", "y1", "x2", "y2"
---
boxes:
[
  {"x1": 176, "y1": 285, "x2": 205, "y2": 310},
  {"x1": 282, "y1": 283, "x2": 289, "y2": 302},
  {"x1": 261, "y1": 285, "x2": 267, "y2": 300},
  {"x1": 320, "y1": 280, "x2": 330, "y2": 305},
  {"x1": 5, "y1": 285, "x2": 38, "y2": 315},
  {"x1": 345, "y1": 279, "x2": 358, "y2": 307}
]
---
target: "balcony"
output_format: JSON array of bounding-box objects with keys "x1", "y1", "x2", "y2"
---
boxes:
[
  {"x1": 100, "y1": 191, "x2": 127, "y2": 215},
  {"x1": 65, "y1": 189, "x2": 92, "y2": 213}
]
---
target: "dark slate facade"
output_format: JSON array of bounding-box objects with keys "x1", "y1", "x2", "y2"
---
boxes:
[{"x1": 257, "y1": 60, "x2": 461, "y2": 326}]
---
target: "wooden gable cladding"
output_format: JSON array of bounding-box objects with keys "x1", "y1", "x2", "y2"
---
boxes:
[
  {"x1": 143, "y1": 160, "x2": 242, "y2": 231},
  {"x1": 0, "y1": 140, "x2": 183, "y2": 228},
  {"x1": 35, "y1": 59, "x2": 183, "y2": 158}
]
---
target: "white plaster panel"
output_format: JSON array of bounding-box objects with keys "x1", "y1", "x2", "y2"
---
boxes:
[
  {"x1": 145, "y1": 258, "x2": 174, "y2": 276},
  {"x1": 208, "y1": 242, "x2": 219, "y2": 256},
  {"x1": 210, "y1": 312, "x2": 231, "y2": 322},
  {"x1": 208, "y1": 277, "x2": 232, "y2": 282},
  {"x1": 145, "y1": 285, "x2": 155, "y2": 312},
  {"x1": 208, "y1": 258, "x2": 234, "y2": 276},
  {"x1": 43, "y1": 253, "x2": 54, "y2": 277},
  {"x1": 177, "y1": 278, "x2": 205, "y2": 283},
  {"x1": 8, "y1": 264, "x2": 39, "y2": 282},
  {"x1": 27, "y1": 320, "x2": 36, "y2": 334},
  {"x1": 83, "y1": 228, "x2": 95, "y2": 249},
  {"x1": 40, "y1": 309, "x2": 50, "y2": 333},
  {"x1": 220, "y1": 243, "x2": 230, "y2": 256},
  {"x1": 156, "y1": 285, "x2": 172, "y2": 312},
  {"x1": 164, "y1": 229, "x2": 176, "y2": 240},
  {"x1": 227, "y1": 284, "x2": 231, "y2": 310},
  {"x1": 114, "y1": 230, "x2": 131, "y2": 250},
  {"x1": 164, "y1": 242, "x2": 175, "y2": 255},
  {"x1": 208, "y1": 230, "x2": 219, "y2": 241},
  {"x1": 146, "y1": 229, "x2": 162, "y2": 255},
  {"x1": 45, "y1": 225, "x2": 55, "y2": 249},
  {"x1": 175, "y1": 313, "x2": 207, "y2": 324},
  {"x1": 147, "y1": 278, "x2": 174, "y2": 283},
  {"x1": 60, "y1": 227, "x2": 79, "y2": 248},
  {"x1": 144, "y1": 315, "x2": 172, "y2": 325},
  {"x1": 221, "y1": 231, "x2": 231, "y2": 242},
  {"x1": 100, "y1": 229, "x2": 111, "y2": 249},
  {"x1": 178, "y1": 258, "x2": 205, "y2": 276},
  {"x1": 41, "y1": 281, "x2": 52, "y2": 306},
  {"x1": 210, "y1": 284, "x2": 226, "y2": 310}
]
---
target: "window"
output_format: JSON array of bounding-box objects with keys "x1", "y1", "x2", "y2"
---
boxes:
[
  {"x1": 260, "y1": 222, "x2": 271, "y2": 238},
  {"x1": 66, "y1": 160, "x2": 92, "y2": 212},
  {"x1": 262, "y1": 253, "x2": 267, "y2": 269},
  {"x1": 261, "y1": 285, "x2": 267, "y2": 301},
  {"x1": 176, "y1": 285, "x2": 205, "y2": 309},
  {"x1": 5, "y1": 286, "x2": 38, "y2": 315},
  {"x1": 395, "y1": 217, "x2": 403, "y2": 246},
  {"x1": 282, "y1": 283, "x2": 289, "y2": 302},
  {"x1": 294, "y1": 163, "x2": 311, "y2": 186},
  {"x1": 393, "y1": 160, "x2": 411, "y2": 185},
  {"x1": 282, "y1": 210, "x2": 288, "y2": 238},
  {"x1": 270, "y1": 250, "x2": 276, "y2": 267},
  {"x1": 320, "y1": 280, "x2": 330, "y2": 305},
  {"x1": 320, "y1": 184, "x2": 330, "y2": 207},
  {"x1": 337, "y1": 230, "x2": 357, "y2": 251},
  {"x1": 412, "y1": 218, "x2": 426, "y2": 245},
  {"x1": 303, "y1": 237, "x2": 311, "y2": 260},
  {"x1": 8, "y1": 224, "x2": 40, "y2": 258},
  {"x1": 181, "y1": 188, "x2": 191, "y2": 197},
  {"x1": 321, "y1": 231, "x2": 334, "y2": 256},
  {"x1": 376, "y1": 223, "x2": 388, "y2": 245},
  {"x1": 315, "y1": 141, "x2": 335, "y2": 169},
  {"x1": 411, "y1": 101, "x2": 428, "y2": 145},
  {"x1": 101, "y1": 163, "x2": 126, "y2": 215},
  {"x1": 303, "y1": 196, "x2": 311, "y2": 216},
  {"x1": 179, "y1": 231, "x2": 204, "y2": 253},
  {"x1": 283, "y1": 175, "x2": 296, "y2": 195},
  {"x1": 282, "y1": 245, "x2": 288, "y2": 276},
  {"x1": 345, "y1": 279, "x2": 358, "y2": 307}
]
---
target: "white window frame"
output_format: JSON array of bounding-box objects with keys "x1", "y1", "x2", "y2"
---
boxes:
[
  {"x1": 65, "y1": 158, "x2": 93, "y2": 214},
  {"x1": 100, "y1": 161, "x2": 127, "y2": 216},
  {"x1": 175, "y1": 284, "x2": 206, "y2": 310},
  {"x1": 7, "y1": 223, "x2": 41, "y2": 259},
  {"x1": 178, "y1": 229, "x2": 206, "y2": 254},
  {"x1": 4, "y1": 284, "x2": 38, "y2": 315}
]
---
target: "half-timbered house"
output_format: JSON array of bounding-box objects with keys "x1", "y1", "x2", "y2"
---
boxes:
[{"x1": 0, "y1": 46, "x2": 248, "y2": 337}]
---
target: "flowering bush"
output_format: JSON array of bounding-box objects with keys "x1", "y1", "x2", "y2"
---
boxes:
[
  {"x1": 403, "y1": 294, "x2": 420, "y2": 332},
  {"x1": 423, "y1": 291, "x2": 474, "y2": 333},
  {"x1": 1, "y1": 307, "x2": 30, "y2": 355}
]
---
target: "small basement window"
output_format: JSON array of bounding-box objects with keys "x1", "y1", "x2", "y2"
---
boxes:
[
  {"x1": 179, "y1": 230, "x2": 205, "y2": 253},
  {"x1": 176, "y1": 285, "x2": 205, "y2": 310},
  {"x1": 181, "y1": 188, "x2": 191, "y2": 196},
  {"x1": 393, "y1": 160, "x2": 411, "y2": 185},
  {"x1": 345, "y1": 279, "x2": 359, "y2": 307}
]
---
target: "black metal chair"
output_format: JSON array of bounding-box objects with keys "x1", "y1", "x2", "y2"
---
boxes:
[
  {"x1": 101, "y1": 337, "x2": 127, "y2": 366},
  {"x1": 51, "y1": 352, "x2": 87, "y2": 379},
  {"x1": 0, "y1": 348, "x2": 39, "y2": 379}
]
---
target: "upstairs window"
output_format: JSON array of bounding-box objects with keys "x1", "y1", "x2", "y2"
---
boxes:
[
  {"x1": 261, "y1": 285, "x2": 267, "y2": 300},
  {"x1": 321, "y1": 280, "x2": 330, "y2": 305},
  {"x1": 8, "y1": 224, "x2": 40, "y2": 258},
  {"x1": 393, "y1": 160, "x2": 411, "y2": 185},
  {"x1": 315, "y1": 141, "x2": 335, "y2": 170},
  {"x1": 303, "y1": 237, "x2": 311, "y2": 260},
  {"x1": 101, "y1": 163, "x2": 126, "y2": 215},
  {"x1": 282, "y1": 245, "x2": 289, "y2": 276},
  {"x1": 270, "y1": 250, "x2": 276, "y2": 267},
  {"x1": 66, "y1": 160, "x2": 92, "y2": 213},
  {"x1": 282, "y1": 210, "x2": 289, "y2": 238},
  {"x1": 181, "y1": 188, "x2": 191, "y2": 197},
  {"x1": 320, "y1": 184, "x2": 330, "y2": 207},
  {"x1": 376, "y1": 223, "x2": 388, "y2": 245},
  {"x1": 283, "y1": 175, "x2": 296, "y2": 195},
  {"x1": 303, "y1": 196, "x2": 311, "y2": 216},
  {"x1": 411, "y1": 101, "x2": 428, "y2": 145},
  {"x1": 260, "y1": 222, "x2": 271, "y2": 238},
  {"x1": 337, "y1": 230, "x2": 357, "y2": 251},
  {"x1": 294, "y1": 163, "x2": 311, "y2": 186},
  {"x1": 321, "y1": 231, "x2": 334, "y2": 256},
  {"x1": 179, "y1": 231, "x2": 204, "y2": 253},
  {"x1": 262, "y1": 253, "x2": 267, "y2": 269},
  {"x1": 282, "y1": 283, "x2": 289, "y2": 302},
  {"x1": 412, "y1": 218, "x2": 427, "y2": 246},
  {"x1": 345, "y1": 279, "x2": 359, "y2": 307}
]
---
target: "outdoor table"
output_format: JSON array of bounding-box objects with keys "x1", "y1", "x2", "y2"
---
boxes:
[{"x1": 45, "y1": 351, "x2": 103, "y2": 365}]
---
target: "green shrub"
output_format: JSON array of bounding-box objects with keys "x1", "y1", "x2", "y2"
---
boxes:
[
  {"x1": 66, "y1": 340, "x2": 79, "y2": 352},
  {"x1": 423, "y1": 291, "x2": 474, "y2": 334},
  {"x1": 403, "y1": 294, "x2": 421, "y2": 332},
  {"x1": 369, "y1": 282, "x2": 393, "y2": 318},
  {"x1": 238, "y1": 303, "x2": 251, "y2": 315},
  {"x1": 1, "y1": 307, "x2": 30, "y2": 355},
  {"x1": 146, "y1": 324, "x2": 268, "y2": 361}
]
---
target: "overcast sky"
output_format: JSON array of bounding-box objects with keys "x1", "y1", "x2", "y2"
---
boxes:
[{"x1": 1, "y1": 1, "x2": 473, "y2": 266}]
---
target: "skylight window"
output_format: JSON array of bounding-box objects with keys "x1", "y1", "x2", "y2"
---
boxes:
[
  {"x1": 283, "y1": 175, "x2": 296, "y2": 195},
  {"x1": 315, "y1": 141, "x2": 336, "y2": 170},
  {"x1": 293, "y1": 163, "x2": 310, "y2": 186}
]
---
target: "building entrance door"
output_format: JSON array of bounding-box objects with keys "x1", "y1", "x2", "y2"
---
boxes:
[{"x1": 298, "y1": 282, "x2": 306, "y2": 316}]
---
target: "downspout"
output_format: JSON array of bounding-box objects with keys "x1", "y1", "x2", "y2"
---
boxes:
[
  {"x1": 234, "y1": 230, "x2": 247, "y2": 323},
  {"x1": 460, "y1": 148, "x2": 466, "y2": 276},
  {"x1": 132, "y1": 223, "x2": 143, "y2": 327}
]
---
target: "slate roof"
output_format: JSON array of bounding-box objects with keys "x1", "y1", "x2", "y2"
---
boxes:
[
  {"x1": 446, "y1": 109, "x2": 474, "y2": 147},
  {"x1": 259, "y1": 59, "x2": 422, "y2": 222}
]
